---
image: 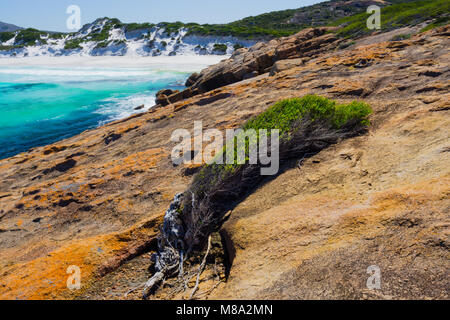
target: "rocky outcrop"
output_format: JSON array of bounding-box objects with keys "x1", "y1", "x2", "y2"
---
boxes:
[
  {"x1": 156, "y1": 27, "x2": 339, "y2": 107},
  {"x1": 155, "y1": 89, "x2": 178, "y2": 106},
  {"x1": 191, "y1": 27, "x2": 339, "y2": 91},
  {"x1": 270, "y1": 58, "x2": 305, "y2": 76},
  {"x1": 0, "y1": 25, "x2": 448, "y2": 300},
  {"x1": 155, "y1": 88, "x2": 200, "y2": 107}
]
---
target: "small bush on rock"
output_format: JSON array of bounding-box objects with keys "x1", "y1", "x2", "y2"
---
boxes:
[{"x1": 182, "y1": 95, "x2": 371, "y2": 252}]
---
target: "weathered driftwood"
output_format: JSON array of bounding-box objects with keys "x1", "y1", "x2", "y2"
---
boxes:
[
  {"x1": 142, "y1": 260, "x2": 182, "y2": 298},
  {"x1": 142, "y1": 194, "x2": 185, "y2": 299}
]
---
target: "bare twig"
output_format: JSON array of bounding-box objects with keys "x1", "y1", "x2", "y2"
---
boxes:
[
  {"x1": 189, "y1": 235, "x2": 212, "y2": 300},
  {"x1": 196, "y1": 279, "x2": 224, "y2": 298},
  {"x1": 124, "y1": 282, "x2": 146, "y2": 297},
  {"x1": 179, "y1": 250, "x2": 184, "y2": 279}
]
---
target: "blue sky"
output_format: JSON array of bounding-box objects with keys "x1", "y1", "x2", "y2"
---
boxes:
[{"x1": 0, "y1": 0, "x2": 323, "y2": 32}]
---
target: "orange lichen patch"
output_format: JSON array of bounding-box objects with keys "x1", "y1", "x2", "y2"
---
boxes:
[
  {"x1": 113, "y1": 125, "x2": 140, "y2": 136},
  {"x1": 415, "y1": 59, "x2": 435, "y2": 66},
  {"x1": 106, "y1": 115, "x2": 153, "y2": 135},
  {"x1": 208, "y1": 89, "x2": 224, "y2": 96},
  {"x1": 116, "y1": 198, "x2": 133, "y2": 212},
  {"x1": 20, "y1": 186, "x2": 74, "y2": 210},
  {"x1": 0, "y1": 159, "x2": 17, "y2": 172},
  {"x1": 213, "y1": 119, "x2": 242, "y2": 131},
  {"x1": 229, "y1": 84, "x2": 252, "y2": 96},
  {"x1": 101, "y1": 148, "x2": 165, "y2": 177},
  {"x1": 292, "y1": 72, "x2": 316, "y2": 82},
  {"x1": 173, "y1": 100, "x2": 192, "y2": 112},
  {"x1": 146, "y1": 113, "x2": 168, "y2": 123},
  {"x1": 330, "y1": 79, "x2": 366, "y2": 96},
  {"x1": 319, "y1": 44, "x2": 391, "y2": 68},
  {"x1": 22, "y1": 188, "x2": 65, "y2": 209},
  {"x1": 183, "y1": 163, "x2": 203, "y2": 170},
  {"x1": 0, "y1": 215, "x2": 161, "y2": 300},
  {"x1": 14, "y1": 149, "x2": 165, "y2": 209},
  {"x1": 275, "y1": 83, "x2": 291, "y2": 90},
  {"x1": 0, "y1": 235, "x2": 121, "y2": 300},
  {"x1": 42, "y1": 145, "x2": 68, "y2": 156},
  {"x1": 245, "y1": 80, "x2": 267, "y2": 89}
]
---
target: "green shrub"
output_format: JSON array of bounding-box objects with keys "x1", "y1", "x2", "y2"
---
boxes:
[
  {"x1": 88, "y1": 29, "x2": 110, "y2": 42},
  {"x1": 49, "y1": 33, "x2": 65, "y2": 39},
  {"x1": 15, "y1": 28, "x2": 46, "y2": 46},
  {"x1": 213, "y1": 43, "x2": 227, "y2": 53},
  {"x1": 0, "y1": 32, "x2": 15, "y2": 43},
  {"x1": 64, "y1": 39, "x2": 83, "y2": 50},
  {"x1": 87, "y1": 19, "x2": 119, "y2": 42},
  {"x1": 0, "y1": 45, "x2": 23, "y2": 51},
  {"x1": 159, "y1": 21, "x2": 189, "y2": 35},
  {"x1": 243, "y1": 95, "x2": 371, "y2": 136},
  {"x1": 212, "y1": 95, "x2": 371, "y2": 171},
  {"x1": 124, "y1": 22, "x2": 154, "y2": 32}
]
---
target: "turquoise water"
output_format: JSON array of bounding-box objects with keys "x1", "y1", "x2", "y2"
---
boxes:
[{"x1": 0, "y1": 64, "x2": 189, "y2": 160}]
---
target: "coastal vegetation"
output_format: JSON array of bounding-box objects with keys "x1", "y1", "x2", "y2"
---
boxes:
[
  {"x1": 420, "y1": 15, "x2": 450, "y2": 33},
  {"x1": 139, "y1": 0, "x2": 448, "y2": 40},
  {"x1": 184, "y1": 95, "x2": 371, "y2": 252},
  {"x1": 333, "y1": 0, "x2": 450, "y2": 38},
  {"x1": 122, "y1": 22, "x2": 155, "y2": 32},
  {"x1": 0, "y1": 31, "x2": 14, "y2": 42},
  {"x1": 14, "y1": 28, "x2": 47, "y2": 46},
  {"x1": 0, "y1": 45, "x2": 21, "y2": 51},
  {"x1": 183, "y1": 0, "x2": 386, "y2": 39},
  {"x1": 64, "y1": 39, "x2": 83, "y2": 50},
  {"x1": 1, "y1": 0, "x2": 447, "y2": 54},
  {"x1": 212, "y1": 43, "x2": 227, "y2": 53}
]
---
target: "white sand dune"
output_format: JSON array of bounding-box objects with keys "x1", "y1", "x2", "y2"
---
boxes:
[{"x1": 0, "y1": 55, "x2": 226, "y2": 71}]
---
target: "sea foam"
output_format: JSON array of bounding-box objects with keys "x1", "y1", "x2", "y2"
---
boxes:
[{"x1": 0, "y1": 55, "x2": 222, "y2": 159}]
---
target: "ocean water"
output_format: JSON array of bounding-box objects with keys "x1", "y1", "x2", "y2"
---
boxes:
[{"x1": 0, "y1": 56, "x2": 222, "y2": 160}]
